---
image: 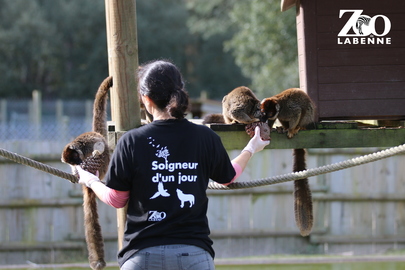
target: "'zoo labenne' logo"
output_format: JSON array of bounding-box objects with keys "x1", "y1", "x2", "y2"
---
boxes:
[{"x1": 337, "y1": 10, "x2": 392, "y2": 45}]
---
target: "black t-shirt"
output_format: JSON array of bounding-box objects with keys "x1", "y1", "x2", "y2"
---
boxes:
[{"x1": 104, "y1": 119, "x2": 235, "y2": 266}]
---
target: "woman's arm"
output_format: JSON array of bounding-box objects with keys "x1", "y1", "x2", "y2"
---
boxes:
[
  {"x1": 91, "y1": 181, "x2": 129, "y2": 208},
  {"x1": 76, "y1": 167, "x2": 129, "y2": 208},
  {"x1": 224, "y1": 126, "x2": 270, "y2": 185}
]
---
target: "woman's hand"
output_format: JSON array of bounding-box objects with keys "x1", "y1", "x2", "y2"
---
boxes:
[
  {"x1": 76, "y1": 166, "x2": 101, "y2": 188},
  {"x1": 242, "y1": 126, "x2": 270, "y2": 156}
]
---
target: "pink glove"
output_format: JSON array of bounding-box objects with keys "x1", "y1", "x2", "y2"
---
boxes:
[
  {"x1": 76, "y1": 166, "x2": 101, "y2": 188},
  {"x1": 243, "y1": 126, "x2": 270, "y2": 156}
]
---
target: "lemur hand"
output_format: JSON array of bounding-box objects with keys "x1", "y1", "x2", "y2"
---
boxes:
[
  {"x1": 243, "y1": 126, "x2": 270, "y2": 156},
  {"x1": 76, "y1": 166, "x2": 101, "y2": 188}
]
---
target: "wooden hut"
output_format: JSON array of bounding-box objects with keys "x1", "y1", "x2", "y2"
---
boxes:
[{"x1": 281, "y1": 0, "x2": 405, "y2": 121}]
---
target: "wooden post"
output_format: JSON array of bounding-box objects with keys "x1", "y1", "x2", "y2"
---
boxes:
[
  {"x1": 105, "y1": 0, "x2": 141, "y2": 250},
  {"x1": 105, "y1": 0, "x2": 140, "y2": 131},
  {"x1": 31, "y1": 90, "x2": 42, "y2": 140},
  {"x1": 0, "y1": 99, "x2": 7, "y2": 126},
  {"x1": 85, "y1": 100, "x2": 93, "y2": 129}
]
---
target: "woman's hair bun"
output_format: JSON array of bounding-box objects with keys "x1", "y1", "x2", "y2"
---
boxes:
[{"x1": 138, "y1": 60, "x2": 189, "y2": 119}]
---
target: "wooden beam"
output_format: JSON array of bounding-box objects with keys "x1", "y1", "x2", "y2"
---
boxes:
[
  {"x1": 105, "y1": 0, "x2": 140, "y2": 131},
  {"x1": 105, "y1": 0, "x2": 140, "y2": 251},
  {"x1": 211, "y1": 229, "x2": 305, "y2": 238},
  {"x1": 280, "y1": 0, "x2": 297, "y2": 12},
  {"x1": 0, "y1": 242, "x2": 84, "y2": 251},
  {"x1": 0, "y1": 198, "x2": 83, "y2": 208},
  {"x1": 313, "y1": 193, "x2": 405, "y2": 202},
  {"x1": 310, "y1": 235, "x2": 405, "y2": 244},
  {"x1": 111, "y1": 122, "x2": 405, "y2": 150},
  {"x1": 208, "y1": 122, "x2": 405, "y2": 150}
]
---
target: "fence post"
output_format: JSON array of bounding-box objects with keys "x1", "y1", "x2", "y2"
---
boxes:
[
  {"x1": 0, "y1": 99, "x2": 6, "y2": 125},
  {"x1": 31, "y1": 90, "x2": 42, "y2": 140},
  {"x1": 85, "y1": 100, "x2": 93, "y2": 129},
  {"x1": 0, "y1": 100, "x2": 6, "y2": 139}
]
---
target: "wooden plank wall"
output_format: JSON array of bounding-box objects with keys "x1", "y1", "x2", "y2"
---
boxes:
[
  {"x1": 297, "y1": 0, "x2": 405, "y2": 120},
  {"x1": 1, "y1": 141, "x2": 405, "y2": 264},
  {"x1": 0, "y1": 141, "x2": 119, "y2": 265},
  {"x1": 210, "y1": 148, "x2": 405, "y2": 258}
]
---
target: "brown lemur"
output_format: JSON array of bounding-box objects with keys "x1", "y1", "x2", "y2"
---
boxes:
[
  {"x1": 203, "y1": 86, "x2": 271, "y2": 140},
  {"x1": 61, "y1": 76, "x2": 113, "y2": 270},
  {"x1": 261, "y1": 88, "x2": 315, "y2": 236},
  {"x1": 203, "y1": 86, "x2": 264, "y2": 124}
]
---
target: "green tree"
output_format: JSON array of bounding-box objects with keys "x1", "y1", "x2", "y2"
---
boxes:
[
  {"x1": 40, "y1": 0, "x2": 108, "y2": 98},
  {"x1": 186, "y1": 0, "x2": 251, "y2": 99},
  {"x1": 137, "y1": 0, "x2": 194, "y2": 84},
  {"x1": 186, "y1": 0, "x2": 236, "y2": 39},
  {"x1": 192, "y1": 33, "x2": 250, "y2": 99},
  {"x1": 0, "y1": 0, "x2": 252, "y2": 100},
  {"x1": 0, "y1": 0, "x2": 60, "y2": 97},
  {"x1": 187, "y1": 0, "x2": 298, "y2": 98},
  {"x1": 226, "y1": 0, "x2": 298, "y2": 97},
  {"x1": 0, "y1": 0, "x2": 108, "y2": 98},
  {"x1": 137, "y1": 0, "x2": 249, "y2": 99}
]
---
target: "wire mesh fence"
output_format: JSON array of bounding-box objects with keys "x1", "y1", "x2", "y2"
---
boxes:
[
  {"x1": 0, "y1": 119, "x2": 91, "y2": 141},
  {"x1": 0, "y1": 99, "x2": 98, "y2": 141}
]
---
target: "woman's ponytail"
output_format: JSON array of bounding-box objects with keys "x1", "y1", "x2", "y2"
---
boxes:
[{"x1": 167, "y1": 89, "x2": 189, "y2": 119}]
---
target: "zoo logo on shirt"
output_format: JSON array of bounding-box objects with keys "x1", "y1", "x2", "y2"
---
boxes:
[{"x1": 148, "y1": 210, "x2": 166, "y2": 222}]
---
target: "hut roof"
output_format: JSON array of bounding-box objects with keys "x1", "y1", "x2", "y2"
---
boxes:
[{"x1": 281, "y1": 0, "x2": 297, "y2": 11}]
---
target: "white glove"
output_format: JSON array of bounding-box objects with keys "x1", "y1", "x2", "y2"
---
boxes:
[
  {"x1": 76, "y1": 166, "x2": 101, "y2": 188},
  {"x1": 243, "y1": 126, "x2": 270, "y2": 156}
]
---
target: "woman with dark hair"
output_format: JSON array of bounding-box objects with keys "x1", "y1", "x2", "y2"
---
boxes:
[{"x1": 76, "y1": 60, "x2": 269, "y2": 270}]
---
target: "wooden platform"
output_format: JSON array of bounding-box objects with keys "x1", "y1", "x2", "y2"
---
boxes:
[
  {"x1": 108, "y1": 121, "x2": 405, "y2": 150},
  {"x1": 207, "y1": 122, "x2": 405, "y2": 150}
]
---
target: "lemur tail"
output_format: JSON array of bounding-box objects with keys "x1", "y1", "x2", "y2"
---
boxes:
[
  {"x1": 293, "y1": 148, "x2": 313, "y2": 237},
  {"x1": 84, "y1": 76, "x2": 112, "y2": 270},
  {"x1": 92, "y1": 76, "x2": 113, "y2": 138},
  {"x1": 83, "y1": 186, "x2": 106, "y2": 270}
]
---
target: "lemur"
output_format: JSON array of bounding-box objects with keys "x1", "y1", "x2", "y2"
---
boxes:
[
  {"x1": 203, "y1": 86, "x2": 263, "y2": 125},
  {"x1": 261, "y1": 88, "x2": 315, "y2": 236},
  {"x1": 61, "y1": 76, "x2": 112, "y2": 270}
]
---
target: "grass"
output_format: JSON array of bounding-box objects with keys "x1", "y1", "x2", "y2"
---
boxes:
[{"x1": 1, "y1": 254, "x2": 405, "y2": 270}]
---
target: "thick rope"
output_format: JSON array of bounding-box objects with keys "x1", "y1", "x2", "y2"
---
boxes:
[
  {"x1": 208, "y1": 143, "x2": 405, "y2": 190},
  {"x1": 0, "y1": 148, "x2": 77, "y2": 183},
  {"x1": 0, "y1": 144, "x2": 404, "y2": 188}
]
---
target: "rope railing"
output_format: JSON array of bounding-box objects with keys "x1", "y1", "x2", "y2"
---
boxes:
[
  {"x1": 208, "y1": 143, "x2": 405, "y2": 190},
  {"x1": 0, "y1": 148, "x2": 77, "y2": 183},
  {"x1": 0, "y1": 144, "x2": 405, "y2": 189}
]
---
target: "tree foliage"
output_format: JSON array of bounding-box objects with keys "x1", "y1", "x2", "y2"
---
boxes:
[
  {"x1": 187, "y1": 0, "x2": 298, "y2": 98},
  {"x1": 137, "y1": 0, "x2": 249, "y2": 99},
  {"x1": 0, "y1": 0, "x2": 296, "y2": 100},
  {"x1": 0, "y1": 0, "x2": 107, "y2": 98},
  {"x1": 0, "y1": 0, "x2": 59, "y2": 97},
  {"x1": 226, "y1": 0, "x2": 298, "y2": 97}
]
